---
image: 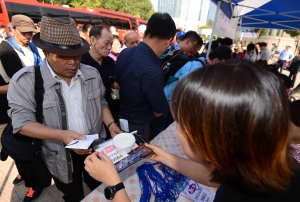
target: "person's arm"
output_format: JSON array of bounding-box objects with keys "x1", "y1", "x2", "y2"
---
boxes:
[
  {"x1": 142, "y1": 74, "x2": 170, "y2": 117},
  {"x1": 0, "y1": 84, "x2": 8, "y2": 94},
  {"x1": 84, "y1": 152, "x2": 130, "y2": 202},
  {"x1": 146, "y1": 143, "x2": 219, "y2": 188},
  {"x1": 260, "y1": 51, "x2": 266, "y2": 60},
  {"x1": 114, "y1": 82, "x2": 120, "y2": 90},
  {"x1": 288, "y1": 54, "x2": 295, "y2": 62},
  {"x1": 98, "y1": 73, "x2": 121, "y2": 137},
  {"x1": 110, "y1": 190, "x2": 130, "y2": 202},
  {"x1": 153, "y1": 111, "x2": 162, "y2": 117},
  {"x1": 20, "y1": 122, "x2": 85, "y2": 143},
  {"x1": 20, "y1": 122, "x2": 90, "y2": 155},
  {"x1": 102, "y1": 107, "x2": 121, "y2": 137}
]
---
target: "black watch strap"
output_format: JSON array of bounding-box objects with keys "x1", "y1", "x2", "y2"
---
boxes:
[
  {"x1": 104, "y1": 182, "x2": 125, "y2": 200},
  {"x1": 114, "y1": 182, "x2": 125, "y2": 192}
]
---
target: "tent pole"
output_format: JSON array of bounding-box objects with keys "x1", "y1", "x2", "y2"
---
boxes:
[
  {"x1": 206, "y1": 0, "x2": 221, "y2": 59},
  {"x1": 233, "y1": 17, "x2": 242, "y2": 47}
]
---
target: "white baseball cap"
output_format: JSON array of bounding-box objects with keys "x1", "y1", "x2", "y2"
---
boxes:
[{"x1": 288, "y1": 44, "x2": 293, "y2": 48}]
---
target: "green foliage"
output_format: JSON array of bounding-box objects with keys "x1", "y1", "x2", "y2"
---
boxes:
[
  {"x1": 101, "y1": 0, "x2": 155, "y2": 20},
  {"x1": 253, "y1": 28, "x2": 267, "y2": 39},
  {"x1": 70, "y1": 0, "x2": 101, "y2": 9},
  {"x1": 38, "y1": 0, "x2": 154, "y2": 20},
  {"x1": 38, "y1": 0, "x2": 72, "y2": 5},
  {"x1": 285, "y1": 30, "x2": 300, "y2": 38},
  {"x1": 285, "y1": 30, "x2": 300, "y2": 51}
]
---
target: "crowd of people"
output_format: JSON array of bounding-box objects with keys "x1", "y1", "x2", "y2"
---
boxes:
[{"x1": 0, "y1": 11, "x2": 300, "y2": 202}]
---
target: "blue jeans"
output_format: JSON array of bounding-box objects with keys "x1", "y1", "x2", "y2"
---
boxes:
[{"x1": 278, "y1": 60, "x2": 286, "y2": 73}]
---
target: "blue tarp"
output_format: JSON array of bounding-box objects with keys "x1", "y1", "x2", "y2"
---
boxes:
[
  {"x1": 211, "y1": 0, "x2": 300, "y2": 30},
  {"x1": 211, "y1": 0, "x2": 243, "y2": 19},
  {"x1": 239, "y1": 0, "x2": 300, "y2": 30}
]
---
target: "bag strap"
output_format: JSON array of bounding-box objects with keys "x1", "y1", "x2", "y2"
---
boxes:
[
  {"x1": 34, "y1": 65, "x2": 44, "y2": 124},
  {"x1": 160, "y1": 51, "x2": 181, "y2": 69},
  {"x1": 193, "y1": 58, "x2": 206, "y2": 67},
  {"x1": 0, "y1": 59, "x2": 10, "y2": 83}
]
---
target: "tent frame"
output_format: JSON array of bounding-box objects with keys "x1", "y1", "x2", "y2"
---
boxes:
[{"x1": 206, "y1": 0, "x2": 300, "y2": 59}]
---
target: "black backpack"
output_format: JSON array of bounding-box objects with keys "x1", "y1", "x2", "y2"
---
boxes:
[{"x1": 160, "y1": 53, "x2": 206, "y2": 85}]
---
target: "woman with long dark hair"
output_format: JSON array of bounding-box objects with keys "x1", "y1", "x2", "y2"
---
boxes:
[{"x1": 84, "y1": 60, "x2": 300, "y2": 201}]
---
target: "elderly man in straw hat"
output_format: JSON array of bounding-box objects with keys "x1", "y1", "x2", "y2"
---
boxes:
[{"x1": 7, "y1": 16, "x2": 121, "y2": 201}]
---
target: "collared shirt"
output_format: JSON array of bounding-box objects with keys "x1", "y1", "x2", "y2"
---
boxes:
[
  {"x1": 279, "y1": 49, "x2": 293, "y2": 61},
  {"x1": 81, "y1": 52, "x2": 115, "y2": 100},
  {"x1": 46, "y1": 60, "x2": 89, "y2": 135},
  {"x1": 244, "y1": 49, "x2": 260, "y2": 62},
  {"x1": 114, "y1": 42, "x2": 169, "y2": 125},
  {"x1": 260, "y1": 48, "x2": 271, "y2": 61},
  {"x1": 20, "y1": 45, "x2": 34, "y2": 65}
]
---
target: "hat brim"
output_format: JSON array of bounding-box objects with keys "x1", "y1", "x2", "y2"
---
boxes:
[
  {"x1": 16, "y1": 26, "x2": 37, "y2": 33},
  {"x1": 32, "y1": 33, "x2": 90, "y2": 56}
]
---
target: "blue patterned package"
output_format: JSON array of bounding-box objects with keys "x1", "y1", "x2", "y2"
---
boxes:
[{"x1": 93, "y1": 133, "x2": 153, "y2": 172}]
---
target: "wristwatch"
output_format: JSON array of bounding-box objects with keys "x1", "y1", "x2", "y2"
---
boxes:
[{"x1": 104, "y1": 182, "x2": 125, "y2": 200}]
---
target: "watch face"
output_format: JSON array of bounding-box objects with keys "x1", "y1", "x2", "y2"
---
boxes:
[{"x1": 104, "y1": 187, "x2": 115, "y2": 200}]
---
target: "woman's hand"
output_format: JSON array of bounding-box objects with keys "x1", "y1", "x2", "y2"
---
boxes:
[
  {"x1": 145, "y1": 143, "x2": 170, "y2": 163},
  {"x1": 84, "y1": 152, "x2": 121, "y2": 186}
]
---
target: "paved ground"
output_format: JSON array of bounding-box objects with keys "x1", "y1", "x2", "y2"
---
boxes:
[{"x1": 0, "y1": 156, "x2": 91, "y2": 202}]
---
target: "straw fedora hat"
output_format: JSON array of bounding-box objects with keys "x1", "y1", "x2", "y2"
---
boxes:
[{"x1": 32, "y1": 16, "x2": 89, "y2": 56}]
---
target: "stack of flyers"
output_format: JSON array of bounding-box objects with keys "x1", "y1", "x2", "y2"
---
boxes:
[{"x1": 94, "y1": 133, "x2": 153, "y2": 172}]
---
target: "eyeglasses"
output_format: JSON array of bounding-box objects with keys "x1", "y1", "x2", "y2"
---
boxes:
[
  {"x1": 189, "y1": 40, "x2": 197, "y2": 48},
  {"x1": 112, "y1": 43, "x2": 121, "y2": 48}
]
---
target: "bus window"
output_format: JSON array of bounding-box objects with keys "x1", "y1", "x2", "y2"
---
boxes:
[
  {"x1": 42, "y1": 7, "x2": 69, "y2": 18},
  {"x1": 0, "y1": 3, "x2": 3, "y2": 13},
  {"x1": 107, "y1": 19, "x2": 130, "y2": 30},
  {"x1": 130, "y1": 18, "x2": 136, "y2": 30},
  {"x1": 69, "y1": 11, "x2": 92, "y2": 24},
  {"x1": 91, "y1": 15, "x2": 105, "y2": 25},
  {"x1": 5, "y1": 2, "x2": 42, "y2": 23}
]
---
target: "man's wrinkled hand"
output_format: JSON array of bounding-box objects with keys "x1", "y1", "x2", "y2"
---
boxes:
[
  {"x1": 60, "y1": 130, "x2": 86, "y2": 146},
  {"x1": 109, "y1": 123, "x2": 122, "y2": 138}
]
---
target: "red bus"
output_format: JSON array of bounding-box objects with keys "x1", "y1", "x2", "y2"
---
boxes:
[
  {"x1": 136, "y1": 18, "x2": 148, "y2": 27},
  {"x1": 0, "y1": 0, "x2": 147, "y2": 38}
]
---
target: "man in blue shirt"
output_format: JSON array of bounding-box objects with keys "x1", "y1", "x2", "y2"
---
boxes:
[
  {"x1": 278, "y1": 44, "x2": 294, "y2": 73},
  {"x1": 114, "y1": 13, "x2": 176, "y2": 140}
]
